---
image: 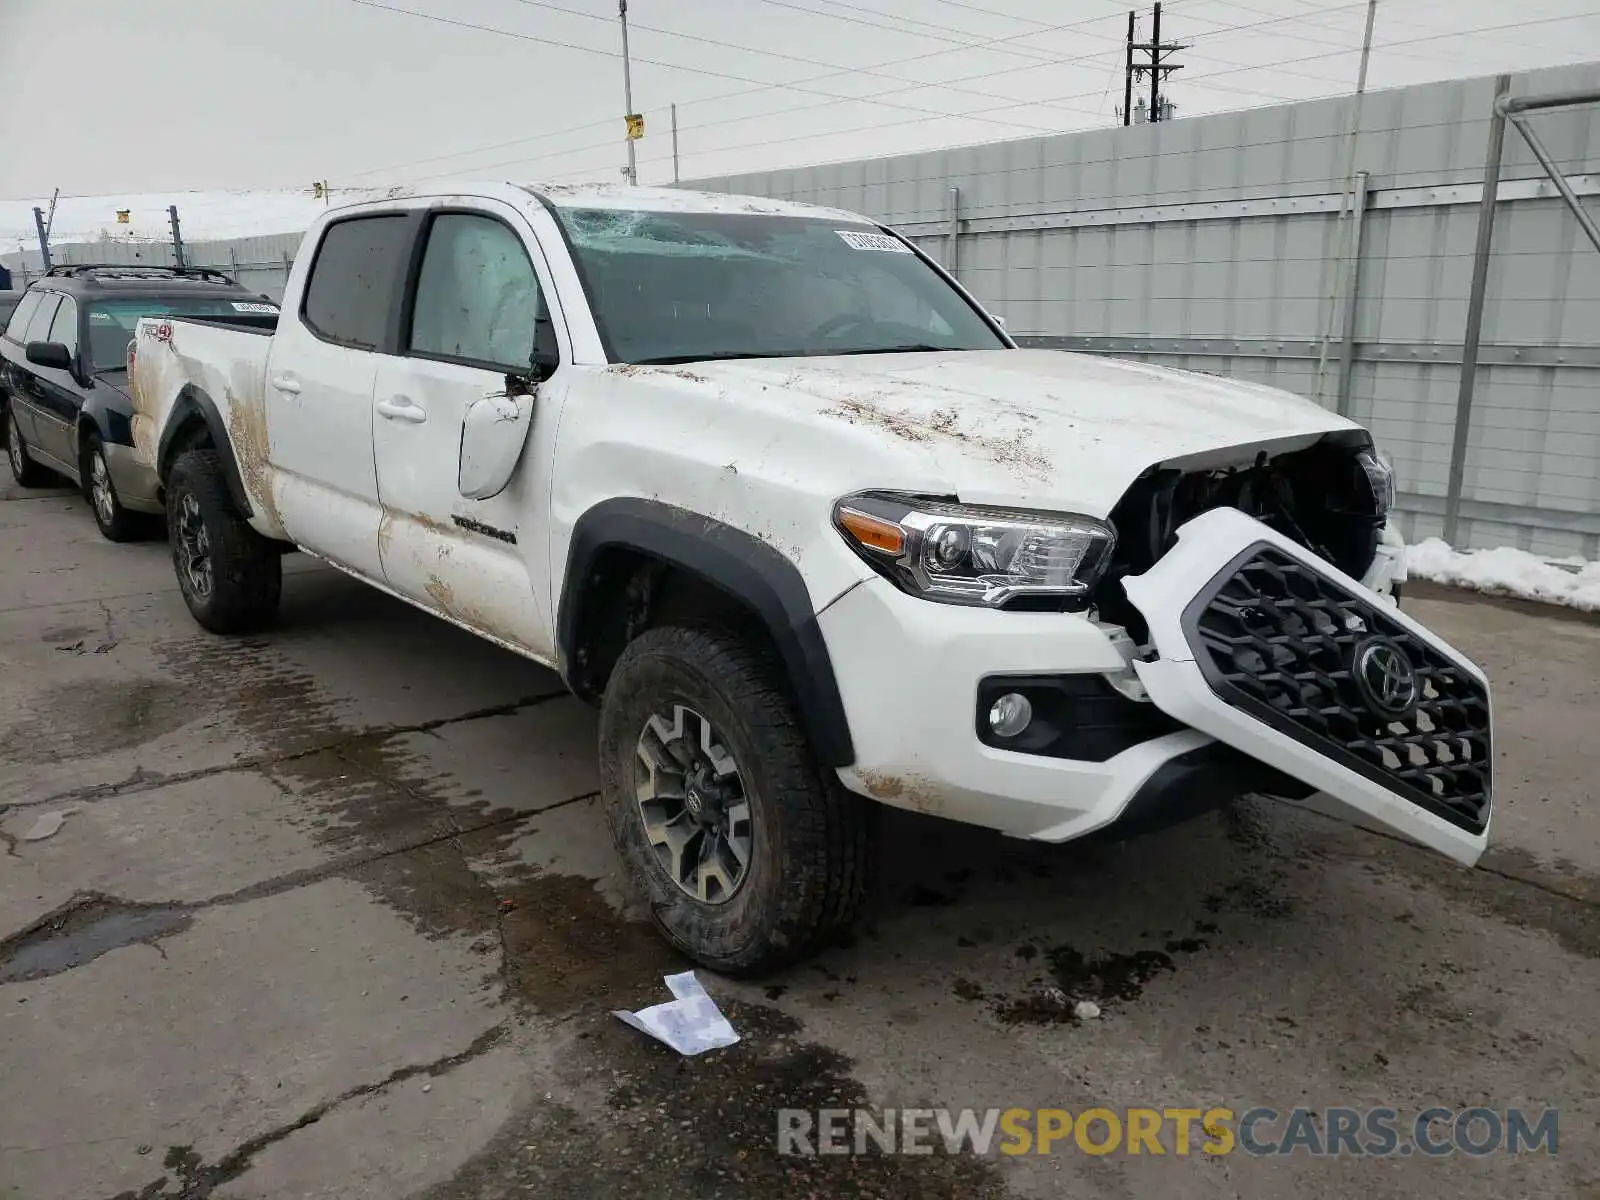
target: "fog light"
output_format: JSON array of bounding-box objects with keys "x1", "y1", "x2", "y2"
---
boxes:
[{"x1": 987, "y1": 692, "x2": 1032, "y2": 738}]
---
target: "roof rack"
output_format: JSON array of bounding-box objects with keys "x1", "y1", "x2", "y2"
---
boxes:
[{"x1": 43, "y1": 263, "x2": 239, "y2": 285}]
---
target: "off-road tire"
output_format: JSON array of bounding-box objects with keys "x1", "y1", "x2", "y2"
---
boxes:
[
  {"x1": 166, "y1": 448, "x2": 281, "y2": 633},
  {"x1": 82, "y1": 433, "x2": 156, "y2": 543},
  {"x1": 599, "y1": 624, "x2": 872, "y2": 975},
  {"x1": 6, "y1": 405, "x2": 53, "y2": 488}
]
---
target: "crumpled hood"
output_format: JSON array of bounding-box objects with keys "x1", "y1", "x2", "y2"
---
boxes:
[{"x1": 680, "y1": 349, "x2": 1361, "y2": 514}]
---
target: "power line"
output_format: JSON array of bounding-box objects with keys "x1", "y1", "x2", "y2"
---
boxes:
[
  {"x1": 342, "y1": 0, "x2": 1098, "y2": 140},
  {"x1": 496, "y1": 0, "x2": 1105, "y2": 120},
  {"x1": 580, "y1": 9, "x2": 1599, "y2": 183},
  {"x1": 368, "y1": 0, "x2": 1371, "y2": 185},
  {"x1": 337, "y1": 0, "x2": 1208, "y2": 181}
]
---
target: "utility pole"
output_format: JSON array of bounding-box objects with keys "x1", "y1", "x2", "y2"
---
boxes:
[
  {"x1": 1123, "y1": 11, "x2": 1134, "y2": 129},
  {"x1": 671, "y1": 103, "x2": 680, "y2": 184},
  {"x1": 1123, "y1": 5, "x2": 1186, "y2": 125},
  {"x1": 32, "y1": 207, "x2": 52, "y2": 272},
  {"x1": 169, "y1": 205, "x2": 186, "y2": 268},
  {"x1": 619, "y1": 0, "x2": 638, "y2": 185}
]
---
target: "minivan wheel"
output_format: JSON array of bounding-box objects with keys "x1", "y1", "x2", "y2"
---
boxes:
[
  {"x1": 6, "y1": 407, "x2": 52, "y2": 488},
  {"x1": 599, "y1": 624, "x2": 872, "y2": 975},
  {"x1": 166, "y1": 448, "x2": 281, "y2": 633}
]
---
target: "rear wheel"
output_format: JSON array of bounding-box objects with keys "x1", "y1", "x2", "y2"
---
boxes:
[
  {"x1": 82, "y1": 434, "x2": 154, "y2": 542},
  {"x1": 599, "y1": 624, "x2": 872, "y2": 975},
  {"x1": 6, "y1": 406, "x2": 53, "y2": 488},
  {"x1": 166, "y1": 448, "x2": 281, "y2": 633}
]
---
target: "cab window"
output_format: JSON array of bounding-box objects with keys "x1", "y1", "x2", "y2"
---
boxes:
[{"x1": 408, "y1": 213, "x2": 545, "y2": 371}]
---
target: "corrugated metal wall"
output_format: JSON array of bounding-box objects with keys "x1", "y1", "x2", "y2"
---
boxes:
[{"x1": 690, "y1": 62, "x2": 1600, "y2": 559}]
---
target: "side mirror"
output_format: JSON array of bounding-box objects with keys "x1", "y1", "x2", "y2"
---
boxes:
[
  {"x1": 25, "y1": 341, "x2": 73, "y2": 371},
  {"x1": 458, "y1": 386, "x2": 534, "y2": 501}
]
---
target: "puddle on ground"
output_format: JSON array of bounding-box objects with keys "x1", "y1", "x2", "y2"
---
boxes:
[{"x1": 0, "y1": 898, "x2": 192, "y2": 984}]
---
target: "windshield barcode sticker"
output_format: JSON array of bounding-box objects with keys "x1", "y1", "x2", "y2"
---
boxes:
[
  {"x1": 231, "y1": 301, "x2": 279, "y2": 313},
  {"x1": 835, "y1": 230, "x2": 912, "y2": 253}
]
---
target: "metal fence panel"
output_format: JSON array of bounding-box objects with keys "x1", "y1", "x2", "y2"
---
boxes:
[{"x1": 690, "y1": 62, "x2": 1600, "y2": 558}]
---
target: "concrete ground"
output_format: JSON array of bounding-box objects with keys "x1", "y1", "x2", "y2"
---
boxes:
[{"x1": 1, "y1": 472, "x2": 1597, "y2": 1200}]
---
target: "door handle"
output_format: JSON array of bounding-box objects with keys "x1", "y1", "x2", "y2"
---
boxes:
[
  {"x1": 376, "y1": 395, "x2": 427, "y2": 424},
  {"x1": 271, "y1": 373, "x2": 301, "y2": 395}
]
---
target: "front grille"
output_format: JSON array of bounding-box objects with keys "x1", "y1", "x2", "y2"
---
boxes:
[{"x1": 1182, "y1": 544, "x2": 1492, "y2": 833}]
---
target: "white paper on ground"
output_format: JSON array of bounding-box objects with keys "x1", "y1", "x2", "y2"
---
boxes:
[{"x1": 612, "y1": 970, "x2": 740, "y2": 1055}]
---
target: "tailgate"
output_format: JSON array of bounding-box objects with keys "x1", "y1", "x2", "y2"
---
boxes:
[{"x1": 1122, "y1": 507, "x2": 1492, "y2": 866}]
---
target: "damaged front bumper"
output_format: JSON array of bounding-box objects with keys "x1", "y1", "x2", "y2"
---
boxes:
[{"x1": 1123, "y1": 506, "x2": 1491, "y2": 866}]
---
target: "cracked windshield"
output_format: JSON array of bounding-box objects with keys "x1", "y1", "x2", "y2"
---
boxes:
[{"x1": 554, "y1": 207, "x2": 1006, "y2": 364}]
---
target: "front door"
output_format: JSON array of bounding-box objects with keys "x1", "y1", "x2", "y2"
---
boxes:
[
  {"x1": 371, "y1": 207, "x2": 561, "y2": 661},
  {"x1": 265, "y1": 212, "x2": 413, "y2": 579},
  {"x1": 29, "y1": 294, "x2": 84, "y2": 466}
]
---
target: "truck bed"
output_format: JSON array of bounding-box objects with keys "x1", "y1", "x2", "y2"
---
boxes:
[{"x1": 160, "y1": 312, "x2": 279, "y2": 335}]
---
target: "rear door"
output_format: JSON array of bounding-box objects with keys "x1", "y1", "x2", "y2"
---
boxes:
[
  {"x1": 266, "y1": 213, "x2": 413, "y2": 578},
  {"x1": 1, "y1": 290, "x2": 45, "y2": 438},
  {"x1": 31, "y1": 294, "x2": 84, "y2": 466},
  {"x1": 370, "y1": 204, "x2": 566, "y2": 660}
]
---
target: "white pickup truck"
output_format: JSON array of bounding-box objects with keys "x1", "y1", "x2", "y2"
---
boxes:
[{"x1": 130, "y1": 182, "x2": 1493, "y2": 973}]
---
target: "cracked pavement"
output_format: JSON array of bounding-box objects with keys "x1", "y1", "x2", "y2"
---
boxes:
[{"x1": 2, "y1": 475, "x2": 1599, "y2": 1199}]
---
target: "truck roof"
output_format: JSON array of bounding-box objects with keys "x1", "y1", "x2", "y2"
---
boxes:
[{"x1": 331, "y1": 181, "x2": 872, "y2": 226}]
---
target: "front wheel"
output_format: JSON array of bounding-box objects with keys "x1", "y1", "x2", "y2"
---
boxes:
[
  {"x1": 166, "y1": 448, "x2": 281, "y2": 633},
  {"x1": 599, "y1": 625, "x2": 872, "y2": 975},
  {"x1": 6, "y1": 406, "x2": 53, "y2": 488}
]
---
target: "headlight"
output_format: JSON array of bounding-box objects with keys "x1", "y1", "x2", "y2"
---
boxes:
[
  {"x1": 1357, "y1": 448, "x2": 1396, "y2": 516},
  {"x1": 833, "y1": 491, "x2": 1115, "y2": 608}
]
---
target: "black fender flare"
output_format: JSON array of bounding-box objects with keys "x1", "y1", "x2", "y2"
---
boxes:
[
  {"x1": 558, "y1": 498, "x2": 856, "y2": 768},
  {"x1": 157, "y1": 386, "x2": 253, "y2": 517},
  {"x1": 77, "y1": 392, "x2": 132, "y2": 457}
]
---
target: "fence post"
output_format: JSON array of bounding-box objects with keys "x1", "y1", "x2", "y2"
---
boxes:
[
  {"x1": 1335, "y1": 171, "x2": 1370, "y2": 417},
  {"x1": 946, "y1": 186, "x2": 961, "y2": 277},
  {"x1": 169, "y1": 205, "x2": 187, "y2": 268},
  {"x1": 1443, "y1": 73, "x2": 1510, "y2": 549}
]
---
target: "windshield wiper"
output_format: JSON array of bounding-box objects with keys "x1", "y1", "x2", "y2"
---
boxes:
[
  {"x1": 627, "y1": 351, "x2": 799, "y2": 366},
  {"x1": 827, "y1": 344, "x2": 959, "y2": 356}
]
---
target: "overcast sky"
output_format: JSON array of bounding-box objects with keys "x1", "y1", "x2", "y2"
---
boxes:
[{"x1": 2, "y1": 0, "x2": 1597, "y2": 202}]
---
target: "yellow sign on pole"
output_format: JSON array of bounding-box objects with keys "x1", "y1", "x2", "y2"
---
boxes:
[
  {"x1": 625, "y1": 113, "x2": 645, "y2": 140},
  {"x1": 115, "y1": 209, "x2": 130, "y2": 224}
]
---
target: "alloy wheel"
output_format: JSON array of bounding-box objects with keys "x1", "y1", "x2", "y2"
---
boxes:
[
  {"x1": 91, "y1": 450, "x2": 115, "y2": 525},
  {"x1": 176, "y1": 492, "x2": 214, "y2": 599},
  {"x1": 634, "y1": 704, "x2": 753, "y2": 904},
  {"x1": 6, "y1": 413, "x2": 23, "y2": 477}
]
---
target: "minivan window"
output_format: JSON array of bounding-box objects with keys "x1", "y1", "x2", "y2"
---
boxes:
[
  {"x1": 48, "y1": 296, "x2": 79, "y2": 357},
  {"x1": 24, "y1": 294, "x2": 62, "y2": 344},
  {"x1": 5, "y1": 290, "x2": 42, "y2": 340},
  {"x1": 302, "y1": 215, "x2": 411, "y2": 350}
]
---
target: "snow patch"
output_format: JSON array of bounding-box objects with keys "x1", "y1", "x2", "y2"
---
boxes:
[{"x1": 1406, "y1": 538, "x2": 1600, "y2": 613}]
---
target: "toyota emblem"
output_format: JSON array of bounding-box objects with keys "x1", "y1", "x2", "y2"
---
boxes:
[{"x1": 1354, "y1": 637, "x2": 1418, "y2": 717}]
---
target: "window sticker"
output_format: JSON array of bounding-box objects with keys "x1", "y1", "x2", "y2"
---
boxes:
[
  {"x1": 231, "y1": 301, "x2": 280, "y2": 313},
  {"x1": 835, "y1": 230, "x2": 912, "y2": 253}
]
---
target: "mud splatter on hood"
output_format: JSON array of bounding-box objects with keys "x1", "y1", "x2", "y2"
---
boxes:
[{"x1": 669, "y1": 349, "x2": 1359, "y2": 515}]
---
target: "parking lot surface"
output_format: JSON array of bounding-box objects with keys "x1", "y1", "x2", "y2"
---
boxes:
[{"x1": 2, "y1": 475, "x2": 1598, "y2": 1200}]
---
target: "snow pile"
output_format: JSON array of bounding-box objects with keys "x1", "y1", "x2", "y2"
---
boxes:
[{"x1": 1407, "y1": 538, "x2": 1600, "y2": 612}]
